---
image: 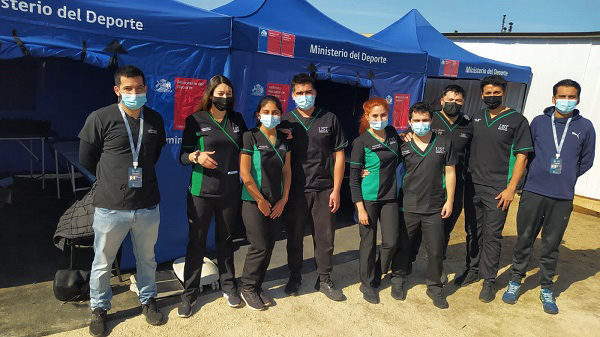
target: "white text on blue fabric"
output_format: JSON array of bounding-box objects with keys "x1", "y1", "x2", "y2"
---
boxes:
[{"x1": 309, "y1": 44, "x2": 387, "y2": 65}]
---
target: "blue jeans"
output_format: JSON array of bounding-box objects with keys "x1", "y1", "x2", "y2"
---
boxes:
[{"x1": 90, "y1": 205, "x2": 160, "y2": 311}]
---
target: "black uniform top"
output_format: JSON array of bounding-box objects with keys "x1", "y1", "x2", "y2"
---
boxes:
[
  {"x1": 469, "y1": 108, "x2": 533, "y2": 188},
  {"x1": 280, "y1": 107, "x2": 348, "y2": 192},
  {"x1": 180, "y1": 110, "x2": 247, "y2": 198},
  {"x1": 430, "y1": 111, "x2": 473, "y2": 176},
  {"x1": 399, "y1": 133, "x2": 457, "y2": 214},
  {"x1": 78, "y1": 103, "x2": 166, "y2": 210},
  {"x1": 240, "y1": 128, "x2": 290, "y2": 203},
  {"x1": 349, "y1": 126, "x2": 400, "y2": 202}
]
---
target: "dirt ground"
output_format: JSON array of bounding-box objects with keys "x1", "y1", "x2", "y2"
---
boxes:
[{"x1": 47, "y1": 197, "x2": 600, "y2": 337}]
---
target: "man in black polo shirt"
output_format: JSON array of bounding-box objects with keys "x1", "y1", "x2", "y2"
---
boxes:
[
  {"x1": 409, "y1": 85, "x2": 476, "y2": 283},
  {"x1": 280, "y1": 74, "x2": 348, "y2": 301},
  {"x1": 79, "y1": 66, "x2": 166, "y2": 336},
  {"x1": 468, "y1": 75, "x2": 533, "y2": 302}
]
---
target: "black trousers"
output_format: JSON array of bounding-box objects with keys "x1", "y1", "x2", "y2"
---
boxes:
[
  {"x1": 181, "y1": 193, "x2": 239, "y2": 303},
  {"x1": 409, "y1": 173, "x2": 477, "y2": 263},
  {"x1": 510, "y1": 190, "x2": 573, "y2": 289},
  {"x1": 284, "y1": 188, "x2": 335, "y2": 282},
  {"x1": 472, "y1": 183, "x2": 509, "y2": 281},
  {"x1": 462, "y1": 173, "x2": 479, "y2": 273},
  {"x1": 397, "y1": 212, "x2": 445, "y2": 290},
  {"x1": 241, "y1": 201, "x2": 280, "y2": 289},
  {"x1": 359, "y1": 200, "x2": 401, "y2": 287}
]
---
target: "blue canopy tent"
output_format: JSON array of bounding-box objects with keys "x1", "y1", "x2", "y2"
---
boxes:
[
  {"x1": 372, "y1": 9, "x2": 532, "y2": 83},
  {"x1": 214, "y1": 0, "x2": 429, "y2": 135},
  {"x1": 371, "y1": 9, "x2": 532, "y2": 114},
  {"x1": 0, "y1": 0, "x2": 232, "y2": 268}
]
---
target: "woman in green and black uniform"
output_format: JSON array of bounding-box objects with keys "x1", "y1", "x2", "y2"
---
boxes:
[
  {"x1": 349, "y1": 97, "x2": 402, "y2": 304},
  {"x1": 178, "y1": 75, "x2": 248, "y2": 318},
  {"x1": 239, "y1": 96, "x2": 291, "y2": 311}
]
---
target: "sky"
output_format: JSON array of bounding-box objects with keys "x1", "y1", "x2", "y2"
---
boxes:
[{"x1": 179, "y1": 0, "x2": 600, "y2": 34}]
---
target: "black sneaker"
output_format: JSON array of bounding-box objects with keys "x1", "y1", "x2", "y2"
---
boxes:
[
  {"x1": 177, "y1": 300, "x2": 196, "y2": 318},
  {"x1": 241, "y1": 288, "x2": 265, "y2": 311},
  {"x1": 284, "y1": 278, "x2": 301, "y2": 296},
  {"x1": 142, "y1": 298, "x2": 164, "y2": 326},
  {"x1": 359, "y1": 284, "x2": 379, "y2": 304},
  {"x1": 479, "y1": 280, "x2": 496, "y2": 303},
  {"x1": 89, "y1": 308, "x2": 106, "y2": 337},
  {"x1": 315, "y1": 278, "x2": 345, "y2": 301},
  {"x1": 223, "y1": 291, "x2": 243, "y2": 308},
  {"x1": 257, "y1": 288, "x2": 274, "y2": 307},
  {"x1": 454, "y1": 270, "x2": 479, "y2": 287},
  {"x1": 391, "y1": 281, "x2": 406, "y2": 301},
  {"x1": 426, "y1": 288, "x2": 449, "y2": 309}
]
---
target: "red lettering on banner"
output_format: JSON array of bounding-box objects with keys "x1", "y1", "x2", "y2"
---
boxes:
[
  {"x1": 392, "y1": 94, "x2": 410, "y2": 130},
  {"x1": 174, "y1": 77, "x2": 207, "y2": 130},
  {"x1": 267, "y1": 30, "x2": 281, "y2": 55},
  {"x1": 281, "y1": 33, "x2": 295, "y2": 58},
  {"x1": 266, "y1": 83, "x2": 291, "y2": 112}
]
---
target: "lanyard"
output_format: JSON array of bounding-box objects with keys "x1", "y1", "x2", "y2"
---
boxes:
[
  {"x1": 551, "y1": 114, "x2": 572, "y2": 159},
  {"x1": 118, "y1": 104, "x2": 144, "y2": 168}
]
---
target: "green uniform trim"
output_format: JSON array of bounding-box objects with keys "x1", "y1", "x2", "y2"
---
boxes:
[
  {"x1": 361, "y1": 147, "x2": 381, "y2": 201},
  {"x1": 333, "y1": 140, "x2": 348, "y2": 151},
  {"x1": 290, "y1": 108, "x2": 323, "y2": 131},
  {"x1": 485, "y1": 108, "x2": 516, "y2": 127},
  {"x1": 206, "y1": 112, "x2": 240, "y2": 150},
  {"x1": 348, "y1": 161, "x2": 363, "y2": 165},
  {"x1": 242, "y1": 144, "x2": 262, "y2": 201},
  {"x1": 409, "y1": 134, "x2": 437, "y2": 157},
  {"x1": 367, "y1": 129, "x2": 399, "y2": 157},
  {"x1": 241, "y1": 148, "x2": 253, "y2": 153},
  {"x1": 435, "y1": 111, "x2": 463, "y2": 131},
  {"x1": 259, "y1": 129, "x2": 284, "y2": 165},
  {"x1": 507, "y1": 143, "x2": 516, "y2": 187},
  {"x1": 190, "y1": 137, "x2": 205, "y2": 196},
  {"x1": 514, "y1": 146, "x2": 533, "y2": 152}
]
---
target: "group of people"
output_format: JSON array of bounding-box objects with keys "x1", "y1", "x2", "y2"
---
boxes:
[{"x1": 79, "y1": 65, "x2": 595, "y2": 336}]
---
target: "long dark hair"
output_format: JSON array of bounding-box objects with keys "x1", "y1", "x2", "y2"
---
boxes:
[{"x1": 197, "y1": 75, "x2": 235, "y2": 112}]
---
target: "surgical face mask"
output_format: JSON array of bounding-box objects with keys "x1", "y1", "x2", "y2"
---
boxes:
[
  {"x1": 411, "y1": 122, "x2": 431, "y2": 136},
  {"x1": 555, "y1": 99, "x2": 577, "y2": 114},
  {"x1": 443, "y1": 102, "x2": 462, "y2": 117},
  {"x1": 483, "y1": 95, "x2": 503, "y2": 110},
  {"x1": 212, "y1": 96, "x2": 234, "y2": 111},
  {"x1": 259, "y1": 114, "x2": 281, "y2": 130},
  {"x1": 120, "y1": 93, "x2": 147, "y2": 110},
  {"x1": 294, "y1": 94, "x2": 315, "y2": 110},
  {"x1": 369, "y1": 118, "x2": 388, "y2": 131}
]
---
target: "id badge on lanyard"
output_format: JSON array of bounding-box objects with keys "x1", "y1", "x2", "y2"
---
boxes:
[
  {"x1": 550, "y1": 114, "x2": 571, "y2": 175},
  {"x1": 119, "y1": 105, "x2": 144, "y2": 188}
]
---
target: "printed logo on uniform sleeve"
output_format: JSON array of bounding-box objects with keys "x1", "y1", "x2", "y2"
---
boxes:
[
  {"x1": 318, "y1": 126, "x2": 330, "y2": 134},
  {"x1": 433, "y1": 129, "x2": 444, "y2": 135},
  {"x1": 401, "y1": 149, "x2": 411, "y2": 155},
  {"x1": 389, "y1": 138, "x2": 397, "y2": 145},
  {"x1": 474, "y1": 118, "x2": 482, "y2": 122},
  {"x1": 258, "y1": 145, "x2": 270, "y2": 150},
  {"x1": 572, "y1": 132, "x2": 581, "y2": 139},
  {"x1": 279, "y1": 144, "x2": 287, "y2": 150},
  {"x1": 371, "y1": 144, "x2": 383, "y2": 150},
  {"x1": 232, "y1": 124, "x2": 240, "y2": 133},
  {"x1": 148, "y1": 129, "x2": 158, "y2": 134},
  {"x1": 498, "y1": 124, "x2": 509, "y2": 131},
  {"x1": 459, "y1": 133, "x2": 469, "y2": 138},
  {"x1": 435, "y1": 146, "x2": 446, "y2": 154},
  {"x1": 201, "y1": 127, "x2": 212, "y2": 132}
]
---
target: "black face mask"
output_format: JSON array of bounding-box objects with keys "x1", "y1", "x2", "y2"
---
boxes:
[
  {"x1": 483, "y1": 95, "x2": 503, "y2": 110},
  {"x1": 443, "y1": 102, "x2": 463, "y2": 117},
  {"x1": 212, "y1": 96, "x2": 234, "y2": 111}
]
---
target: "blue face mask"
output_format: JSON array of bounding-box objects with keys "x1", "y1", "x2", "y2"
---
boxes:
[
  {"x1": 369, "y1": 118, "x2": 388, "y2": 131},
  {"x1": 294, "y1": 94, "x2": 315, "y2": 110},
  {"x1": 411, "y1": 122, "x2": 431, "y2": 136},
  {"x1": 259, "y1": 114, "x2": 281, "y2": 130},
  {"x1": 120, "y1": 93, "x2": 147, "y2": 110},
  {"x1": 555, "y1": 99, "x2": 577, "y2": 114}
]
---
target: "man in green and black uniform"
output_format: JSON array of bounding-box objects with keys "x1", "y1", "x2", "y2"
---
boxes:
[
  {"x1": 468, "y1": 75, "x2": 533, "y2": 302},
  {"x1": 280, "y1": 74, "x2": 347, "y2": 301},
  {"x1": 410, "y1": 85, "x2": 476, "y2": 281},
  {"x1": 396, "y1": 102, "x2": 457, "y2": 309}
]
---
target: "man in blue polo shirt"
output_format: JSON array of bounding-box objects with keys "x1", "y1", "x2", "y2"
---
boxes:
[{"x1": 502, "y1": 79, "x2": 595, "y2": 314}]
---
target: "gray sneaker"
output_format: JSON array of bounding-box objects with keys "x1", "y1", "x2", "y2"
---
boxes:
[
  {"x1": 241, "y1": 288, "x2": 265, "y2": 311},
  {"x1": 141, "y1": 298, "x2": 164, "y2": 326}
]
